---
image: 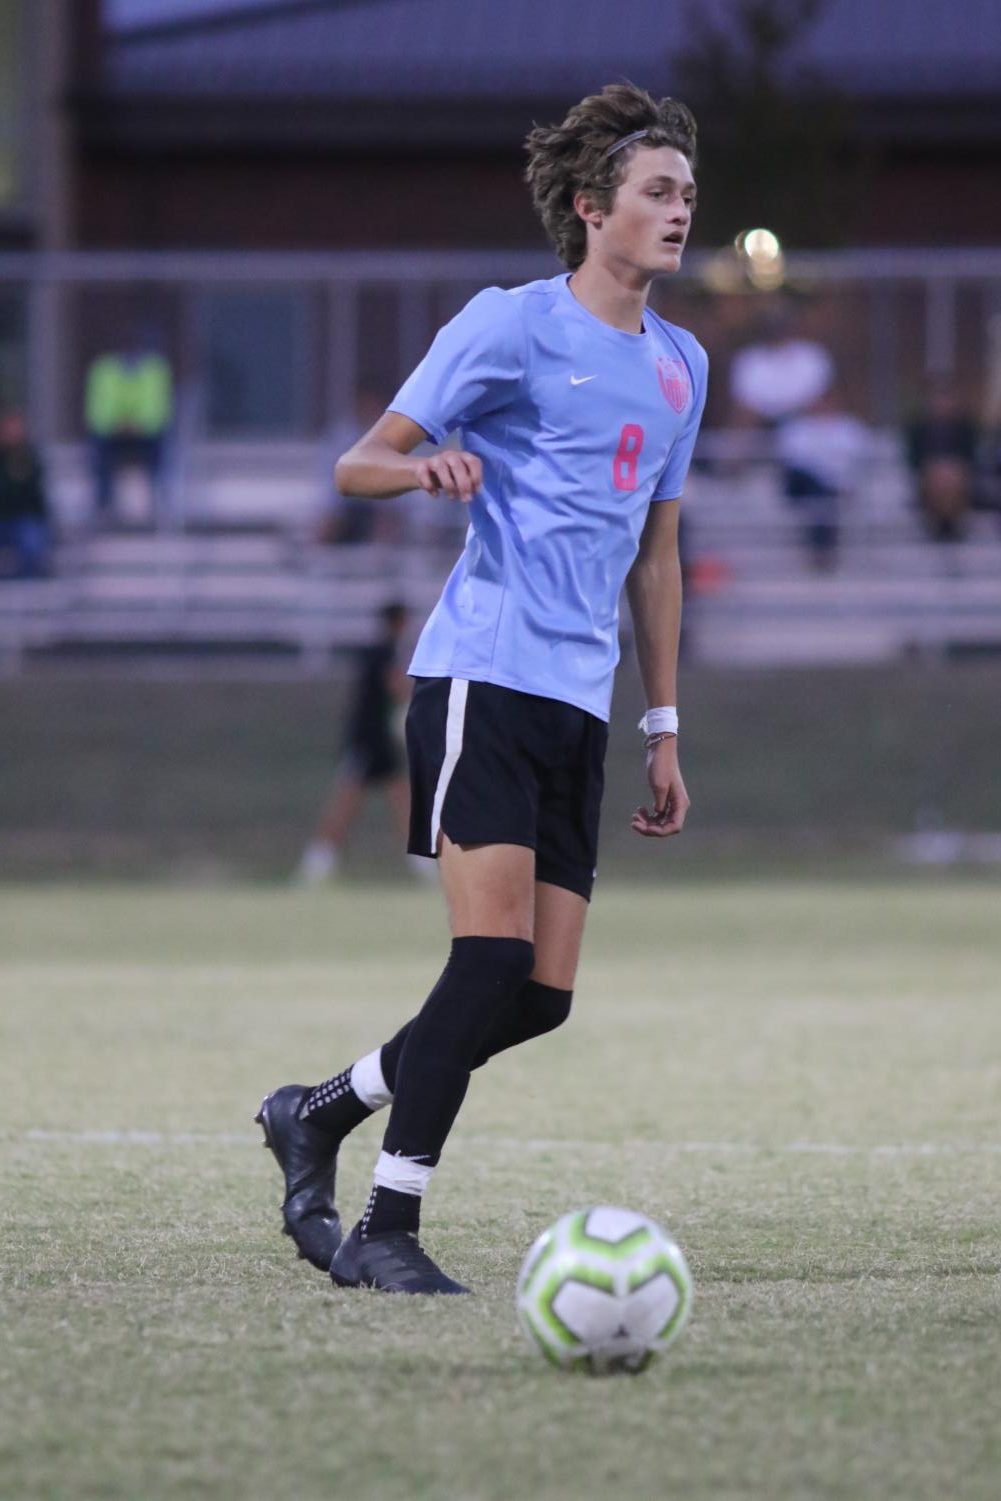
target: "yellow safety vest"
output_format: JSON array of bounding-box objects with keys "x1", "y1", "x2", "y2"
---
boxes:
[{"x1": 85, "y1": 355, "x2": 174, "y2": 436}]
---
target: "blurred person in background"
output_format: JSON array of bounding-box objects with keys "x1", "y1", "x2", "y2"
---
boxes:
[
  {"x1": 0, "y1": 411, "x2": 52, "y2": 580},
  {"x1": 296, "y1": 602, "x2": 424, "y2": 883},
  {"x1": 982, "y1": 312, "x2": 1001, "y2": 517},
  {"x1": 84, "y1": 329, "x2": 174, "y2": 527},
  {"x1": 775, "y1": 386, "x2": 871, "y2": 570},
  {"x1": 728, "y1": 297, "x2": 834, "y2": 431},
  {"x1": 905, "y1": 375, "x2": 979, "y2": 542},
  {"x1": 257, "y1": 83, "x2": 707, "y2": 1295}
]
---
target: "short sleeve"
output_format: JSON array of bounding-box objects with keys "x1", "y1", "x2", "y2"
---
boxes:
[
  {"x1": 387, "y1": 287, "x2": 526, "y2": 445},
  {"x1": 652, "y1": 340, "x2": 709, "y2": 502}
]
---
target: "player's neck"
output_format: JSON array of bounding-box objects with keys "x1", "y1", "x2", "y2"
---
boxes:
[{"x1": 567, "y1": 260, "x2": 651, "y2": 335}]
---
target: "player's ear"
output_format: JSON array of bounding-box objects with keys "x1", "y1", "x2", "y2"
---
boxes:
[{"x1": 573, "y1": 189, "x2": 602, "y2": 229}]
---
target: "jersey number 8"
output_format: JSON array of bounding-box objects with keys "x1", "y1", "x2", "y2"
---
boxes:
[{"x1": 612, "y1": 424, "x2": 644, "y2": 492}]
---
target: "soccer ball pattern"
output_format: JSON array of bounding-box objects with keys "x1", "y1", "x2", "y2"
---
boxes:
[{"x1": 516, "y1": 1205, "x2": 692, "y2": 1375}]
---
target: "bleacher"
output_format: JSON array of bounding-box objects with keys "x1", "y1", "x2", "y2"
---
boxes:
[
  {"x1": 0, "y1": 441, "x2": 449, "y2": 673},
  {"x1": 0, "y1": 531, "x2": 451, "y2": 673},
  {"x1": 687, "y1": 433, "x2": 1001, "y2": 664},
  {"x1": 2, "y1": 434, "x2": 1000, "y2": 672}
]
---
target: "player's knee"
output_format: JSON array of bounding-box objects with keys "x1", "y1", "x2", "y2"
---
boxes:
[
  {"x1": 524, "y1": 979, "x2": 573, "y2": 1035},
  {"x1": 448, "y1": 935, "x2": 536, "y2": 996},
  {"x1": 494, "y1": 936, "x2": 537, "y2": 993},
  {"x1": 417, "y1": 937, "x2": 537, "y2": 1062}
]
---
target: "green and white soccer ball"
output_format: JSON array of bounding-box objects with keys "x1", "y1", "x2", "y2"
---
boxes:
[{"x1": 516, "y1": 1206, "x2": 692, "y2": 1375}]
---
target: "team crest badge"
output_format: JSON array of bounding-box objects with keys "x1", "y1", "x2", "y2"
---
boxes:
[{"x1": 657, "y1": 356, "x2": 690, "y2": 414}]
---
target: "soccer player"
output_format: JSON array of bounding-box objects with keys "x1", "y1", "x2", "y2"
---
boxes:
[
  {"x1": 257, "y1": 82, "x2": 707, "y2": 1293},
  {"x1": 295, "y1": 601, "x2": 417, "y2": 884}
]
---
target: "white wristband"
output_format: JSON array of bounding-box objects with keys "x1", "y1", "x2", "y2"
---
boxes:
[{"x1": 638, "y1": 706, "x2": 679, "y2": 736}]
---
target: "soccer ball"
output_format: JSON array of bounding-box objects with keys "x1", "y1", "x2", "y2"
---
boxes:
[{"x1": 516, "y1": 1205, "x2": 692, "y2": 1375}]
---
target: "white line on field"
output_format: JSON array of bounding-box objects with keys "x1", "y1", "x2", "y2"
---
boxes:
[
  {"x1": 481, "y1": 1137, "x2": 1001, "y2": 1157},
  {"x1": 6, "y1": 1129, "x2": 1001, "y2": 1157}
]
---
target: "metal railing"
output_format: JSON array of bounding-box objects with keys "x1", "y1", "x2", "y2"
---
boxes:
[{"x1": 1, "y1": 246, "x2": 999, "y2": 445}]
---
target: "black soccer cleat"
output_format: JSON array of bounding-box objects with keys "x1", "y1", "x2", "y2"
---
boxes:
[
  {"x1": 255, "y1": 1085, "x2": 343, "y2": 1271},
  {"x1": 329, "y1": 1224, "x2": 469, "y2": 1295}
]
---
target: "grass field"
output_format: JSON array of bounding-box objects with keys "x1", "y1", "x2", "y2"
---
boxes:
[{"x1": 2, "y1": 879, "x2": 999, "y2": 1500}]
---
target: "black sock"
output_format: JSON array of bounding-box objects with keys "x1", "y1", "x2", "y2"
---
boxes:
[
  {"x1": 298, "y1": 979, "x2": 571, "y2": 1148},
  {"x1": 379, "y1": 978, "x2": 573, "y2": 1090},
  {"x1": 362, "y1": 936, "x2": 535, "y2": 1238},
  {"x1": 475, "y1": 977, "x2": 573, "y2": 1066},
  {"x1": 360, "y1": 1183, "x2": 418, "y2": 1238},
  {"x1": 298, "y1": 1066, "x2": 373, "y2": 1139}
]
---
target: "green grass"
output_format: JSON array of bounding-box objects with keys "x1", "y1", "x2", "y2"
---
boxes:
[{"x1": 2, "y1": 880, "x2": 1000, "y2": 1500}]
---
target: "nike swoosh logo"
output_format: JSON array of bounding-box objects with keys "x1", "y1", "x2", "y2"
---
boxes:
[{"x1": 570, "y1": 374, "x2": 598, "y2": 386}]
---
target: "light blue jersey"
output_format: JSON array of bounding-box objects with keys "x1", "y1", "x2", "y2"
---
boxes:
[{"x1": 390, "y1": 272, "x2": 708, "y2": 721}]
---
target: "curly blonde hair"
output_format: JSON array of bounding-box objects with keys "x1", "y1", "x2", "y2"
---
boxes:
[{"x1": 524, "y1": 82, "x2": 698, "y2": 271}]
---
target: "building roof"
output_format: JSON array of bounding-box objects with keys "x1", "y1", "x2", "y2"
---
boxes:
[{"x1": 101, "y1": 0, "x2": 1001, "y2": 101}]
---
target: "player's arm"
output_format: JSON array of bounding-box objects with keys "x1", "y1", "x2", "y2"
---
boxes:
[
  {"x1": 625, "y1": 499, "x2": 690, "y2": 839},
  {"x1": 334, "y1": 412, "x2": 482, "y2": 503}
]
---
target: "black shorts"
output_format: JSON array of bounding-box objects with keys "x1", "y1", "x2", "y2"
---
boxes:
[
  {"x1": 341, "y1": 738, "x2": 402, "y2": 785},
  {"x1": 406, "y1": 677, "x2": 608, "y2": 901}
]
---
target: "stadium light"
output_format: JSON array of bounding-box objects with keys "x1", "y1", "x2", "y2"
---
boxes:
[{"x1": 734, "y1": 227, "x2": 786, "y2": 290}]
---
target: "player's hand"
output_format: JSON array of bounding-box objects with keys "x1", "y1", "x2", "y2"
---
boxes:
[
  {"x1": 414, "y1": 450, "x2": 482, "y2": 503},
  {"x1": 631, "y1": 737, "x2": 690, "y2": 838}
]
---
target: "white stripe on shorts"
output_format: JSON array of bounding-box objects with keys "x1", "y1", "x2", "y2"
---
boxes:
[{"x1": 428, "y1": 677, "x2": 469, "y2": 854}]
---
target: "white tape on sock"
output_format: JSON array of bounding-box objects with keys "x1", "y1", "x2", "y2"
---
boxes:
[
  {"x1": 350, "y1": 1048, "x2": 393, "y2": 1110},
  {"x1": 372, "y1": 1149, "x2": 434, "y2": 1196}
]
